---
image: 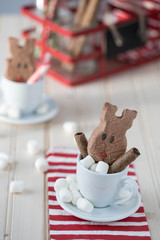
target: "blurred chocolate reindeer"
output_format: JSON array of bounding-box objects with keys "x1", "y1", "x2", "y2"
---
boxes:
[
  {"x1": 5, "y1": 37, "x2": 35, "y2": 82},
  {"x1": 75, "y1": 102, "x2": 140, "y2": 173}
]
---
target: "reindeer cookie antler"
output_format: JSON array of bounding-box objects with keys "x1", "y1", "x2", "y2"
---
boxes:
[
  {"x1": 75, "y1": 102, "x2": 140, "y2": 173},
  {"x1": 5, "y1": 37, "x2": 35, "y2": 82}
]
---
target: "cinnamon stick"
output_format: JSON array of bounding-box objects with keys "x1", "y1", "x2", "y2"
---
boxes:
[
  {"x1": 80, "y1": 0, "x2": 99, "y2": 28},
  {"x1": 71, "y1": 0, "x2": 100, "y2": 57},
  {"x1": 62, "y1": 36, "x2": 86, "y2": 72},
  {"x1": 75, "y1": 132, "x2": 88, "y2": 158},
  {"x1": 62, "y1": 61, "x2": 75, "y2": 72},
  {"x1": 70, "y1": 36, "x2": 86, "y2": 57},
  {"x1": 62, "y1": 0, "x2": 100, "y2": 72},
  {"x1": 74, "y1": 0, "x2": 89, "y2": 26},
  {"x1": 108, "y1": 148, "x2": 140, "y2": 173}
]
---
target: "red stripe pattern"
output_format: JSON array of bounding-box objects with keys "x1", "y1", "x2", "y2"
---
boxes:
[{"x1": 47, "y1": 149, "x2": 151, "y2": 240}]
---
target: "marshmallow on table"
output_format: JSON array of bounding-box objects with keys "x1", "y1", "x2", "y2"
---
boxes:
[
  {"x1": 71, "y1": 190, "x2": 82, "y2": 205},
  {"x1": 68, "y1": 181, "x2": 78, "y2": 191},
  {"x1": 35, "y1": 157, "x2": 49, "y2": 173},
  {"x1": 0, "y1": 158, "x2": 8, "y2": 170},
  {"x1": 95, "y1": 161, "x2": 109, "y2": 174},
  {"x1": 59, "y1": 188, "x2": 72, "y2": 202},
  {"x1": 0, "y1": 152, "x2": 13, "y2": 170},
  {"x1": 77, "y1": 198, "x2": 94, "y2": 213},
  {"x1": 10, "y1": 181, "x2": 24, "y2": 193},
  {"x1": 36, "y1": 102, "x2": 49, "y2": 115},
  {"x1": 80, "y1": 155, "x2": 95, "y2": 169},
  {"x1": 54, "y1": 178, "x2": 68, "y2": 192},
  {"x1": 90, "y1": 163, "x2": 97, "y2": 171},
  {"x1": 66, "y1": 174, "x2": 77, "y2": 184},
  {"x1": 63, "y1": 121, "x2": 78, "y2": 133},
  {"x1": 0, "y1": 152, "x2": 13, "y2": 164},
  {"x1": 7, "y1": 107, "x2": 21, "y2": 119},
  {"x1": 27, "y1": 140, "x2": 40, "y2": 155}
]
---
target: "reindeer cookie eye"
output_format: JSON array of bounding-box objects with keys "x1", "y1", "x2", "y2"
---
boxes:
[
  {"x1": 17, "y1": 63, "x2": 21, "y2": 68},
  {"x1": 24, "y1": 63, "x2": 28, "y2": 69},
  {"x1": 110, "y1": 136, "x2": 114, "y2": 143},
  {"x1": 102, "y1": 133, "x2": 107, "y2": 141}
]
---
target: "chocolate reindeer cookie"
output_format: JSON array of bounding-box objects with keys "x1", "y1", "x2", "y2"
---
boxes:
[
  {"x1": 75, "y1": 102, "x2": 140, "y2": 173},
  {"x1": 87, "y1": 102, "x2": 137, "y2": 164},
  {"x1": 5, "y1": 37, "x2": 35, "y2": 82}
]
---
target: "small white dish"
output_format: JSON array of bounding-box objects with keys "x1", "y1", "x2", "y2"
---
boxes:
[
  {"x1": 0, "y1": 96, "x2": 58, "y2": 125},
  {"x1": 56, "y1": 191, "x2": 141, "y2": 222}
]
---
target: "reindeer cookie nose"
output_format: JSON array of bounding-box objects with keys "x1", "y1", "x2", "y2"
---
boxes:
[
  {"x1": 15, "y1": 77, "x2": 24, "y2": 82},
  {"x1": 99, "y1": 152, "x2": 107, "y2": 158}
]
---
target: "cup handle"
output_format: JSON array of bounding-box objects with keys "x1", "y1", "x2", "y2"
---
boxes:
[{"x1": 113, "y1": 177, "x2": 138, "y2": 205}]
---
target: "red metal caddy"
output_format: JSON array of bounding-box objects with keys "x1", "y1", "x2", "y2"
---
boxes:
[{"x1": 21, "y1": 1, "x2": 160, "y2": 86}]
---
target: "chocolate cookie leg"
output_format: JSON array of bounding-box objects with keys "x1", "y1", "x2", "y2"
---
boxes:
[
  {"x1": 108, "y1": 148, "x2": 140, "y2": 173},
  {"x1": 75, "y1": 132, "x2": 88, "y2": 158}
]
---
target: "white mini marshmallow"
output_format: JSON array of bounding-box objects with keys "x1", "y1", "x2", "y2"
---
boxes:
[
  {"x1": 90, "y1": 163, "x2": 97, "y2": 171},
  {"x1": 54, "y1": 178, "x2": 68, "y2": 192},
  {"x1": 59, "y1": 188, "x2": 72, "y2": 202},
  {"x1": 27, "y1": 140, "x2": 40, "y2": 155},
  {"x1": 0, "y1": 158, "x2": 8, "y2": 170},
  {"x1": 0, "y1": 152, "x2": 13, "y2": 164},
  {"x1": 0, "y1": 103, "x2": 8, "y2": 115},
  {"x1": 95, "y1": 161, "x2": 109, "y2": 174},
  {"x1": 69, "y1": 181, "x2": 78, "y2": 191},
  {"x1": 66, "y1": 174, "x2": 77, "y2": 184},
  {"x1": 77, "y1": 198, "x2": 94, "y2": 213},
  {"x1": 10, "y1": 181, "x2": 24, "y2": 193},
  {"x1": 80, "y1": 155, "x2": 95, "y2": 169},
  {"x1": 35, "y1": 157, "x2": 49, "y2": 173},
  {"x1": 71, "y1": 190, "x2": 82, "y2": 205},
  {"x1": 63, "y1": 121, "x2": 78, "y2": 133},
  {"x1": 7, "y1": 107, "x2": 21, "y2": 119},
  {"x1": 36, "y1": 102, "x2": 49, "y2": 115}
]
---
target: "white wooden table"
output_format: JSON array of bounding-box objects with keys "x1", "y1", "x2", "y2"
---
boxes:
[{"x1": 0, "y1": 15, "x2": 160, "y2": 240}]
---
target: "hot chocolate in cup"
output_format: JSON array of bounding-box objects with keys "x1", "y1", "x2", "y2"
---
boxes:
[
  {"x1": 76, "y1": 154, "x2": 138, "y2": 208},
  {"x1": 1, "y1": 77, "x2": 44, "y2": 114}
]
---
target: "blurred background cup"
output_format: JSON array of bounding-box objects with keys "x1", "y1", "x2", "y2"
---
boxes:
[{"x1": 1, "y1": 77, "x2": 44, "y2": 114}]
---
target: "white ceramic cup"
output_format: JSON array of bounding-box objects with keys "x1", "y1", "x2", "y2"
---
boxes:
[
  {"x1": 77, "y1": 154, "x2": 138, "y2": 208},
  {"x1": 1, "y1": 77, "x2": 44, "y2": 114}
]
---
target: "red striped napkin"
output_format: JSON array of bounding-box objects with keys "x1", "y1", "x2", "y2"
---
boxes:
[{"x1": 47, "y1": 148, "x2": 151, "y2": 240}]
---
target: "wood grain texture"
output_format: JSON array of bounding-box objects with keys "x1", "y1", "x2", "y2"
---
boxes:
[
  {"x1": 104, "y1": 67, "x2": 160, "y2": 240},
  {"x1": 0, "y1": 14, "x2": 160, "y2": 240},
  {"x1": 0, "y1": 125, "x2": 15, "y2": 240}
]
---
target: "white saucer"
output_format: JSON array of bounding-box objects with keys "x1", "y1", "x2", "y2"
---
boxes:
[
  {"x1": 56, "y1": 192, "x2": 141, "y2": 222},
  {"x1": 0, "y1": 96, "x2": 59, "y2": 125}
]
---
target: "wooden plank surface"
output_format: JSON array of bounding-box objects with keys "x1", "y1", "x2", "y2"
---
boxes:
[
  {"x1": 0, "y1": 14, "x2": 160, "y2": 240},
  {"x1": 105, "y1": 68, "x2": 160, "y2": 240}
]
